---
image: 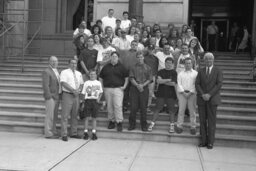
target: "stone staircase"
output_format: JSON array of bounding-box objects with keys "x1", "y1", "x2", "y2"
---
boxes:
[{"x1": 0, "y1": 53, "x2": 256, "y2": 148}]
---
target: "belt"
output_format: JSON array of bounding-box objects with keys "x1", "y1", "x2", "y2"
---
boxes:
[{"x1": 63, "y1": 91, "x2": 73, "y2": 94}]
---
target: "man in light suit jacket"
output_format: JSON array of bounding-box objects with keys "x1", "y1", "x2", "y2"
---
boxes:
[
  {"x1": 42, "y1": 56, "x2": 61, "y2": 138},
  {"x1": 195, "y1": 52, "x2": 223, "y2": 149}
]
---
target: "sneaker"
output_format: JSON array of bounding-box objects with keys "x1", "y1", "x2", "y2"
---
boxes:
[
  {"x1": 83, "y1": 132, "x2": 89, "y2": 140},
  {"x1": 175, "y1": 126, "x2": 183, "y2": 134},
  {"x1": 169, "y1": 123, "x2": 175, "y2": 133},
  {"x1": 91, "y1": 133, "x2": 98, "y2": 140},
  {"x1": 108, "y1": 121, "x2": 116, "y2": 129},
  {"x1": 190, "y1": 128, "x2": 196, "y2": 135},
  {"x1": 148, "y1": 122, "x2": 154, "y2": 132},
  {"x1": 117, "y1": 122, "x2": 123, "y2": 132}
]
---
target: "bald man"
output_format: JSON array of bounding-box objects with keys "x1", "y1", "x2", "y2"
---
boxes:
[
  {"x1": 42, "y1": 56, "x2": 61, "y2": 139},
  {"x1": 196, "y1": 53, "x2": 223, "y2": 149}
]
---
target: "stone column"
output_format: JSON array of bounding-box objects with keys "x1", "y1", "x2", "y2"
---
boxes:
[
  {"x1": 128, "y1": 0, "x2": 143, "y2": 22},
  {"x1": 251, "y1": 0, "x2": 256, "y2": 57}
]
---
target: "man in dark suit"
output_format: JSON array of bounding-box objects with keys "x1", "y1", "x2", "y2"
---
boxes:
[
  {"x1": 42, "y1": 56, "x2": 61, "y2": 139},
  {"x1": 195, "y1": 52, "x2": 223, "y2": 149}
]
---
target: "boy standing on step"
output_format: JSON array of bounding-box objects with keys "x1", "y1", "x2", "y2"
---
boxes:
[{"x1": 81, "y1": 69, "x2": 103, "y2": 140}]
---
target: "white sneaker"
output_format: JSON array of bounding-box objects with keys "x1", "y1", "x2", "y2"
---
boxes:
[
  {"x1": 169, "y1": 123, "x2": 175, "y2": 133},
  {"x1": 148, "y1": 122, "x2": 155, "y2": 132}
]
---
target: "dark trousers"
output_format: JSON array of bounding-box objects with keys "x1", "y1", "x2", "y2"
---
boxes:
[
  {"x1": 198, "y1": 103, "x2": 217, "y2": 145},
  {"x1": 208, "y1": 34, "x2": 217, "y2": 51},
  {"x1": 129, "y1": 85, "x2": 149, "y2": 128},
  {"x1": 123, "y1": 82, "x2": 131, "y2": 108}
]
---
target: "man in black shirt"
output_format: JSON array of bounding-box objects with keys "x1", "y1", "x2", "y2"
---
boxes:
[
  {"x1": 99, "y1": 52, "x2": 129, "y2": 132},
  {"x1": 148, "y1": 57, "x2": 177, "y2": 133}
]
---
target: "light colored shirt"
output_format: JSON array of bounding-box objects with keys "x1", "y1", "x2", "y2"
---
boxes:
[
  {"x1": 176, "y1": 53, "x2": 191, "y2": 74},
  {"x1": 96, "y1": 46, "x2": 116, "y2": 62},
  {"x1": 81, "y1": 80, "x2": 103, "y2": 100},
  {"x1": 60, "y1": 69, "x2": 83, "y2": 93},
  {"x1": 156, "y1": 37, "x2": 161, "y2": 47},
  {"x1": 126, "y1": 35, "x2": 134, "y2": 43},
  {"x1": 93, "y1": 44, "x2": 103, "y2": 51},
  {"x1": 113, "y1": 37, "x2": 131, "y2": 50},
  {"x1": 102, "y1": 16, "x2": 116, "y2": 32},
  {"x1": 137, "y1": 43, "x2": 144, "y2": 51},
  {"x1": 177, "y1": 69, "x2": 198, "y2": 93},
  {"x1": 73, "y1": 28, "x2": 91, "y2": 37},
  {"x1": 155, "y1": 51, "x2": 174, "y2": 71},
  {"x1": 120, "y1": 20, "x2": 131, "y2": 31}
]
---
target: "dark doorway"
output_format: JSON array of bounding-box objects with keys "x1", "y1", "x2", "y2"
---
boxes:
[
  {"x1": 189, "y1": 0, "x2": 254, "y2": 52},
  {"x1": 73, "y1": 0, "x2": 85, "y2": 30}
]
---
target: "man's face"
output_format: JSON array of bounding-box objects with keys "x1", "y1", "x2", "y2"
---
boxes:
[
  {"x1": 69, "y1": 59, "x2": 77, "y2": 71},
  {"x1": 131, "y1": 41, "x2": 138, "y2": 50},
  {"x1": 78, "y1": 28, "x2": 84, "y2": 33},
  {"x1": 185, "y1": 59, "x2": 192, "y2": 71},
  {"x1": 116, "y1": 21, "x2": 121, "y2": 27},
  {"x1": 89, "y1": 71, "x2": 97, "y2": 80},
  {"x1": 150, "y1": 38, "x2": 156, "y2": 45},
  {"x1": 121, "y1": 32, "x2": 126, "y2": 39},
  {"x1": 165, "y1": 60, "x2": 174, "y2": 70},
  {"x1": 87, "y1": 38, "x2": 94, "y2": 47},
  {"x1": 81, "y1": 21, "x2": 86, "y2": 28},
  {"x1": 137, "y1": 54, "x2": 144, "y2": 64},
  {"x1": 182, "y1": 45, "x2": 189, "y2": 54},
  {"x1": 49, "y1": 57, "x2": 58, "y2": 68},
  {"x1": 156, "y1": 31, "x2": 161, "y2": 38},
  {"x1": 134, "y1": 34, "x2": 139, "y2": 41},
  {"x1": 108, "y1": 10, "x2": 114, "y2": 17},
  {"x1": 205, "y1": 55, "x2": 214, "y2": 67},
  {"x1": 106, "y1": 27, "x2": 112, "y2": 35},
  {"x1": 110, "y1": 53, "x2": 119, "y2": 65},
  {"x1": 163, "y1": 45, "x2": 170, "y2": 54},
  {"x1": 123, "y1": 13, "x2": 128, "y2": 20},
  {"x1": 131, "y1": 18, "x2": 137, "y2": 26}
]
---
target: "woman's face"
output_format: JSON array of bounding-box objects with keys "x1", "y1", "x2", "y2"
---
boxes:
[
  {"x1": 171, "y1": 30, "x2": 177, "y2": 37},
  {"x1": 117, "y1": 29, "x2": 122, "y2": 37},
  {"x1": 190, "y1": 39, "x2": 197, "y2": 48},
  {"x1": 187, "y1": 29, "x2": 192, "y2": 36},
  {"x1": 170, "y1": 40, "x2": 176, "y2": 47},
  {"x1": 177, "y1": 39, "x2": 182, "y2": 47},
  {"x1": 182, "y1": 25, "x2": 188, "y2": 32},
  {"x1": 94, "y1": 35, "x2": 100, "y2": 43},
  {"x1": 107, "y1": 27, "x2": 113, "y2": 35},
  {"x1": 94, "y1": 27, "x2": 99, "y2": 34},
  {"x1": 80, "y1": 36, "x2": 85, "y2": 44},
  {"x1": 142, "y1": 31, "x2": 148, "y2": 38},
  {"x1": 161, "y1": 38, "x2": 168, "y2": 45},
  {"x1": 130, "y1": 27, "x2": 136, "y2": 34}
]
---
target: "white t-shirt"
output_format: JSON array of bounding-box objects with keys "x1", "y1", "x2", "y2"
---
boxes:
[
  {"x1": 81, "y1": 80, "x2": 103, "y2": 99},
  {"x1": 176, "y1": 53, "x2": 191, "y2": 74},
  {"x1": 60, "y1": 69, "x2": 84, "y2": 93},
  {"x1": 113, "y1": 37, "x2": 131, "y2": 50},
  {"x1": 102, "y1": 16, "x2": 116, "y2": 32},
  {"x1": 126, "y1": 35, "x2": 134, "y2": 44},
  {"x1": 120, "y1": 20, "x2": 131, "y2": 31},
  {"x1": 155, "y1": 52, "x2": 174, "y2": 70},
  {"x1": 97, "y1": 46, "x2": 116, "y2": 63},
  {"x1": 73, "y1": 28, "x2": 91, "y2": 37},
  {"x1": 137, "y1": 43, "x2": 144, "y2": 51}
]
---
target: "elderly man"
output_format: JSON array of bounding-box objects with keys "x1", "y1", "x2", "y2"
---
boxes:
[
  {"x1": 196, "y1": 52, "x2": 223, "y2": 149},
  {"x1": 176, "y1": 57, "x2": 198, "y2": 135},
  {"x1": 42, "y1": 56, "x2": 61, "y2": 139},
  {"x1": 128, "y1": 51, "x2": 153, "y2": 131},
  {"x1": 60, "y1": 59, "x2": 84, "y2": 141},
  {"x1": 99, "y1": 52, "x2": 129, "y2": 132}
]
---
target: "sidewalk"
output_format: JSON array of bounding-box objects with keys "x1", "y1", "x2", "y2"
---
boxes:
[{"x1": 0, "y1": 132, "x2": 255, "y2": 171}]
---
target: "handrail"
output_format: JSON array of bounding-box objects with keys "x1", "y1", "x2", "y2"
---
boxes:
[{"x1": 0, "y1": 19, "x2": 23, "y2": 38}]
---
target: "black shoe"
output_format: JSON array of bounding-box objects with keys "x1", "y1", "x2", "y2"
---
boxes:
[
  {"x1": 141, "y1": 127, "x2": 148, "y2": 132},
  {"x1": 175, "y1": 126, "x2": 183, "y2": 134},
  {"x1": 62, "y1": 136, "x2": 68, "y2": 141},
  {"x1": 117, "y1": 122, "x2": 123, "y2": 132},
  {"x1": 70, "y1": 134, "x2": 81, "y2": 139},
  {"x1": 128, "y1": 125, "x2": 135, "y2": 131},
  {"x1": 190, "y1": 128, "x2": 196, "y2": 135},
  {"x1": 92, "y1": 133, "x2": 98, "y2": 140},
  {"x1": 198, "y1": 143, "x2": 207, "y2": 147},
  {"x1": 45, "y1": 135, "x2": 59, "y2": 139},
  {"x1": 207, "y1": 144, "x2": 213, "y2": 149},
  {"x1": 83, "y1": 132, "x2": 89, "y2": 140},
  {"x1": 108, "y1": 121, "x2": 116, "y2": 129}
]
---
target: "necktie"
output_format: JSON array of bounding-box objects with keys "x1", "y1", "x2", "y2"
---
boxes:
[
  {"x1": 73, "y1": 71, "x2": 79, "y2": 89},
  {"x1": 206, "y1": 67, "x2": 210, "y2": 78}
]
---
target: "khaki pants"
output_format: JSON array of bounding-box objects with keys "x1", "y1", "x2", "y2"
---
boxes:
[
  {"x1": 104, "y1": 88, "x2": 124, "y2": 123},
  {"x1": 61, "y1": 92, "x2": 79, "y2": 137},
  {"x1": 44, "y1": 98, "x2": 59, "y2": 137}
]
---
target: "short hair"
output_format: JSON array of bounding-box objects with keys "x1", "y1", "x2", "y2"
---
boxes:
[
  {"x1": 116, "y1": 19, "x2": 121, "y2": 23},
  {"x1": 111, "y1": 51, "x2": 119, "y2": 57},
  {"x1": 108, "y1": 9, "x2": 114, "y2": 12},
  {"x1": 131, "y1": 16, "x2": 137, "y2": 20},
  {"x1": 87, "y1": 36, "x2": 94, "y2": 41},
  {"x1": 136, "y1": 51, "x2": 144, "y2": 57},
  {"x1": 69, "y1": 59, "x2": 77, "y2": 64},
  {"x1": 78, "y1": 24, "x2": 85, "y2": 29},
  {"x1": 181, "y1": 43, "x2": 189, "y2": 47},
  {"x1": 131, "y1": 40, "x2": 138, "y2": 44},
  {"x1": 163, "y1": 43, "x2": 170, "y2": 47},
  {"x1": 96, "y1": 20, "x2": 102, "y2": 24},
  {"x1": 165, "y1": 57, "x2": 174, "y2": 63},
  {"x1": 89, "y1": 69, "x2": 97, "y2": 73},
  {"x1": 155, "y1": 29, "x2": 161, "y2": 33},
  {"x1": 204, "y1": 52, "x2": 215, "y2": 60},
  {"x1": 123, "y1": 11, "x2": 129, "y2": 15},
  {"x1": 49, "y1": 56, "x2": 57, "y2": 61},
  {"x1": 184, "y1": 57, "x2": 192, "y2": 62}
]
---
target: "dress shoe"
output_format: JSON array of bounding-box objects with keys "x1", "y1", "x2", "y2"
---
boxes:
[
  {"x1": 83, "y1": 132, "x2": 89, "y2": 140},
  {"x1": 108, "y1": 121, "x2": 116, "y2": 129},
  {"x1": 128, "y1": 125, "x2": 135, "y2": 131},
  {"x1": 92, "y1": 133, "x2": 98, "y2": 140},
  {"x1": 62, "y1": 136, "x2": 68, "y2": 141},
  {"x1": 198, "y1": 143, "x2": 207, "y2": 147},
  {"x1": 45, "y1": 135, "x2": 59, "y2": 139},
  {"x1": 70, "y1": 134, "x2": 81, "y2": 139},
  {"x1": 190, "y1": 128, "x2": 196, "y2": 135},
  {"x1": 175, "y1": 126, "x2": 183, "y2": 134},
  {"x1": 207, "y1": 144, "x2": 213, "y2": 149},
  {"x1": 117, "y1": 122, "x2": 123, "y2": 132},
  {"x1": 141, "y1": 127, "x2": 148, "y2": 132}
]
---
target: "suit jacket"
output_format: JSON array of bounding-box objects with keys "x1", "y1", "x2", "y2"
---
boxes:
[
  {"x1": 195, "y1": 66, "x2": 223, "y2": 105},
  {"x1": 42, "y1": 67, "x2": 60, "y2": 100}
]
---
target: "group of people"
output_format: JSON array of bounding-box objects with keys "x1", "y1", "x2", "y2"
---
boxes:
[{"x1": 42, "y1": 9, "x2": 223, "y2": 150}]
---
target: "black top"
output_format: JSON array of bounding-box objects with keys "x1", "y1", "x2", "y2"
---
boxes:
[
  {"x1": 156, "y1": 69, "x2": 177, "y2": 99},
  {"x1": 99, "y1": 62, "x2": 129, "y2": 88},
  {"x1": 79, "y1": 48, "x2": 98, "y2": 74}
]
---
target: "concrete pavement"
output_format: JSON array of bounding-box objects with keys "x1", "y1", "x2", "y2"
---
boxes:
[{"x1": 0, "y1": 132, "x2": 255, "y2": 171}]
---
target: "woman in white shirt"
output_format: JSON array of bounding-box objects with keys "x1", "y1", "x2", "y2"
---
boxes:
[{"x1": 126, "y1": 26, "x2": 136, "y2": 43}]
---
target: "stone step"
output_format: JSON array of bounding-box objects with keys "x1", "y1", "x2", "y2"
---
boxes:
[
  {"x1": 0, "y1": 119, "x2": 255, "y2": 147},
  {"x1": 221, "y1": 99, "x2": 256, "y2": 108},
  {"x1": 222, "y1": 80, "x2": 256, "y2": 88},
  {"x1": 0, "y1": 83, "x2": 42, "y2": 91},
  {"x1": 221, "y1": 92, "x2": 256, "y2": 101},
  {"x1": 221, "y1": 86, "x2": 256, "y2": 94},
  {"x1": 0, "y1": 96, "x2": 44, "y2": 105}
]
